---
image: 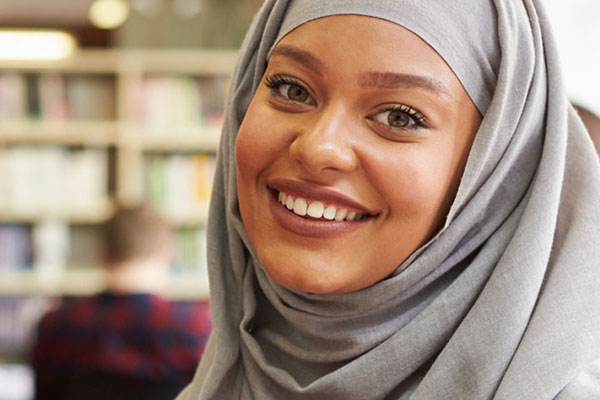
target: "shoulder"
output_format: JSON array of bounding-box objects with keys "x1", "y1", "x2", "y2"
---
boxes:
[
  {"x1": 162, "y1": 300, "x2": 212, "y2": 335},
  {"x1": 38, "y1": 296, "x2": 97, "y2": 328}
]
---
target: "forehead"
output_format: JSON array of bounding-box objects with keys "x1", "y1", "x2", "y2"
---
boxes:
[{"x1": 270, "y1": 15, "x2": 461, "y2": 93}]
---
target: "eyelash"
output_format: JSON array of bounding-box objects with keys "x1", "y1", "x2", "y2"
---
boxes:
[
  {"x1": 371, "y1": 104, "x2": 427, "y2": 131},
  {"x1": 264, "y1": 74, "x2": 300, "y2": 89},
  {"x1": 263, "y1": 73, "x2": 427, "y2": 131},
  {"x1": 264, "y1": 74, "x2": 312, "y2": 101}
]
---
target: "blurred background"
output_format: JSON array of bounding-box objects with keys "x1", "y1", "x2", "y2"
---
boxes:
[
  {"x1": 0, "y1": 1, "x2": 598, "y2": 399},
  {"x1": 0, "y1": 1, "x2": 261, "y2": 398},
  {"x1": 545, "y1": 0, "x2": 600, "y2": 116}
]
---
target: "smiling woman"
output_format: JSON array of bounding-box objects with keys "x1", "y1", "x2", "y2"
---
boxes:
[
  {"x1": 236, "y1": 15, "x2": 481, "y2": 294},
  {"x1": 177, "y1": 1, "x2": 600, "y2": 399}
]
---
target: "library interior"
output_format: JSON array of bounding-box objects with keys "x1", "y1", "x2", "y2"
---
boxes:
[
  {"x1": 0, "y1": 0, "x2": 599, "y2": 399},
  {"x1": 0, "y1": 0, "x2": 261, "y2": 398}
]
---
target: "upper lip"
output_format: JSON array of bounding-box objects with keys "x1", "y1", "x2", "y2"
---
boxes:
[{"x1": 266, "y1": 178, "x2": 379, "y2": 215}]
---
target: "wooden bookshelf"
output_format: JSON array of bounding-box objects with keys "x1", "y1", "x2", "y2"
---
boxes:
[
  {"x1": 0, "y1": 48, "x2": 235, "y2": 300},
  {"x1": 0, "y1": 269, "x2": 209, "y2": 300},
  {"x1": 0, "y1": 120, "x2": 118, "y2": 146},
  {"x1": 140, "y1": 124, "x2": 222, "y2": 151},
  {"x1": 0, "y1": 201, "x2": 114, "y2": 224}
]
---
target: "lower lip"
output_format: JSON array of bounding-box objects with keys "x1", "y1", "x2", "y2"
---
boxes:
[{"x1": 267, "y1": 189, "x2": 371, "y2": 239}]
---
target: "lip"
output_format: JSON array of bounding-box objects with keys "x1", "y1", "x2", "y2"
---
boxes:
[
  {"x1": 266, "y1": 178, "x2": 378, "y2": 215},
  {"x1": 266, "y1": 178, "x2": 378, "y2": 239}
]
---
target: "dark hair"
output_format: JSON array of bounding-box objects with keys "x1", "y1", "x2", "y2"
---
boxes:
[{"x1": 103, "y1": 204, "x2": 173, "y2": 263}]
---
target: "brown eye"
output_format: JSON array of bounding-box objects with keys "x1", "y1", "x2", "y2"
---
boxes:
[
  {"x1": 265, "y1": 75, "x2": 315, "y2": 106},
  {"x1": 387, "y1": 110, "x2": 410, "y2": 128},
  {"x1": 369, "y1": 105, "x2": 425, "y2": 133},
  {"x1": 287, "y1": 84, "x2": 309, "y2": 102}
]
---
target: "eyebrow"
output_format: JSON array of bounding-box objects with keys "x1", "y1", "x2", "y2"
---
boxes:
[
  {"x1": 270, "y1": 44, "x2": 450, "y2": 97},
  {"x1": 359, "y1": 72, "x2": 450, "y2": 97},
  {"x1": 269, "y1": 44, "x2": 324, "y2": 74}
]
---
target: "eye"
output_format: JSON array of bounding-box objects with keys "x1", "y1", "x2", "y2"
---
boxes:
[
  {"x1": 369, "y1": 105, "x2": 426, "y2": 131},
  {"x1": 264, "y1": 74, "x2": 315, "y2": 105},
  {"x1": 284, "y1": 84, "x2": 309, "y2": 102}
]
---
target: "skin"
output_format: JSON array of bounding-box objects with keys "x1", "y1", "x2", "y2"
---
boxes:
[
  {"x1": 574, "y1": 105, "x2": 600, "y2": 155},
  {"x1": 236, "y1": 15, "x2": 482, "y2": 294}
]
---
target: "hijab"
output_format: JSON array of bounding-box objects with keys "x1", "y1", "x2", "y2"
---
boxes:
[{"x1": 177, "y1": 0, "x2": 600, "y2": 398}]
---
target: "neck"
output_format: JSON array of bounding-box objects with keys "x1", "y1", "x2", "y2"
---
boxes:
[{"x1": 104, "y1": 258, "x2": 169, "y2": 295}]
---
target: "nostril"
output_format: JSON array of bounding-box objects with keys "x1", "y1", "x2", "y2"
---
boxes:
[{"x1": 289, "y1": 136, "x2": 357, "y2": 175}]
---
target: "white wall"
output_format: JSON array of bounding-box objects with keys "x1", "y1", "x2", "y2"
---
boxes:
[{"x1": 544, "y1": 0, "x2": 600, "y2": 115}]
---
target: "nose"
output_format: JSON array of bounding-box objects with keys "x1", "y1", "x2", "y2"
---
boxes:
[{"x1": 288, "y1": 104, "x2": 358, "y2": 176}]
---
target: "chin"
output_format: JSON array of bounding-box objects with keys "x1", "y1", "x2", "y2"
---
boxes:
[{"x1": 260, "y1": 257, "x2": 349, "y2": 294}]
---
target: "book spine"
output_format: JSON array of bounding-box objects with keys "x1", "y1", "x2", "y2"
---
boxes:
[
  {"x1": 4, "y1": 146, "x2": 108, "y2": 212},
  {"x1": 0, "y1": 73, "x2": 27, "y2": 121}
]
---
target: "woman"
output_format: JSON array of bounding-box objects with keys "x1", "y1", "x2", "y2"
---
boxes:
[{"x1": 178, "y1": 0, "x2": 600, "y2": 398}]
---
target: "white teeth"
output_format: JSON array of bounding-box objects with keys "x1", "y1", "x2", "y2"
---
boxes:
[
  {"x1": 277, "y1": 191, "x2": 365, "y2": 222},
  {"x1": 307, "y1": 201, "x2": 324, "y2": 218},
  {"x1": 335, "y1": 208, "x2": 348, "y2": 221},
  {"x1": 323, "y1": 205, "x2": 336, "y2": 220},
  {"x1": 285, "y1": 195, "x2": 294, "y2": 210},
  {"x1": 293, "y1": 198, "x2": 307, "y2": 216}
]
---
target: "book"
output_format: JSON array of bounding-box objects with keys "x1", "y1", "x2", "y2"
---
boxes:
[
  {"x1": 173, "y1": 226, "x2": 207, "y2": 280},
  {"x1": 32, "y1": 219, "x2": 70, "y2": 276},
  {"x1": 137, "y1": 74, "x2": 230, "y2": 135},
  {"x1": 139, "y1": 75, "x2": 202, "y2": 132},
  {"x1": 0, "y1": 224, "x2": 32, "y2": 270},
  {"x1": 197, "y1": 75, "x2": 229, "y2": 126},
  {"x1": 38, "y1": 73, "x2": 69, "y2": 122},
  {"x1": 0, "y1": 73, "x2": 27, "y2": 121},
  {"x1": 0, "y1": 295, "x2": 51, "y2": 353},
  {"x1": 3, "y1": 146, "x2": 109, "y2": 213},
  {"x1": 145, "y1": 153, "x2": 216, "y2": 217},
  {"x1": 67, "y1": 75, "x2": 116, "y2": 120}
]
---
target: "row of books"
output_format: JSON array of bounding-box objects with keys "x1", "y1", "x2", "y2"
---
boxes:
[
  {"x1": 145, "y1": 153, "x2": 216, "y2": 217},
  {"x1": 0, "y1": 296, "x2": 49, "y2": 352},
  {"x1": 67, "y1": 224, "x2": 209, "y2": 276},
  {"x1": 132, "y1": 75, "x2": 228, "y2": 132},
  {"x1": 0, "y1": 221, "x2": 208, "y2": 277},
  {"x1": 0, "y1": 72, "x2": 116, "y2": 121},
  {"x1": 173, "y1": 226, "x2": 208, "y2": 276},
  {"x1": 0, "y1": 221, "x2": 72, "y2": 273},
  {"x1": 0, "y1": 225, "x2": 31, "y2": 270},
  {"x1": 0, "y1": 72, "x2": 228, "y2": 130},
  {"x1": 0, "y1": 146, "x2": 109, "y2": 212}
]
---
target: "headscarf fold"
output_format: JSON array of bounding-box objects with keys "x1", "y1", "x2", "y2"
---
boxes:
[{"x1": 177, "y1": 0, "x2": 600, "y2": 398}]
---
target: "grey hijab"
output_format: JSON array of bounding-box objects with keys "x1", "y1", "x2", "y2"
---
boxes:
[{"x1": 178, "y1": 0, "x2": 600, "y2": 399}]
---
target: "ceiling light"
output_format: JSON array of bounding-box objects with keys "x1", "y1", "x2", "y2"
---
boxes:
[
  {"x1": 0, "y1": 30, "x2": 77, "y2": 60},
  {"x1": 130, "y1": 0, "x2": 162, "y2": 17},
  {"x1": 89, "y1": 0, "x2": 130, "y2": 29}
]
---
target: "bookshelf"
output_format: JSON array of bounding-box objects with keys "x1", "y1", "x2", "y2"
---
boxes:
[{"x1": 0, "y1": 48, "x2": 237, "y2": 301}]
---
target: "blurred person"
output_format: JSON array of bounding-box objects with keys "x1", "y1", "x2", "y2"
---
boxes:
[
  {"x1": 574, "y1": 104, "x2": 600, "y2": 154},
  {"x1": 32, "y1": 204, "x2": 211, "y2": 400}
]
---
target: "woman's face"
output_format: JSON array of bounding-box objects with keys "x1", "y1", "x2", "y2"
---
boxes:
[{"x1": 236, "y1": 15, "x2": 481, "y2": 294}]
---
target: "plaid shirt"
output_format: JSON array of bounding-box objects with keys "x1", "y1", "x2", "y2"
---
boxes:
[{"x1": 32, "y1": 292, "x2": 211, "y2": 400}]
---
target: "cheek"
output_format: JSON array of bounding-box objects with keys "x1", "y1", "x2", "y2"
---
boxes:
[
  {"x1": 235, "y1": 101, "x2": 291, "y2": 178},
  {"x1": 371, "y1": 150, "x2": 455, "y2": 210},
  {"x1": 235, "y1": 109, "x2": 266, "y2": 178},
  {"x1": 365, "y1": 144, "x2": 465, "y2": 239}
]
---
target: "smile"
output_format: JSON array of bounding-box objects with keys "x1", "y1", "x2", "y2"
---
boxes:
[
  {"x1": 278, "y1": 191, "x2": 368, "y2": 221},
  {"x1": 265, "y1": 179, "x2": 378, "y2": 238}
]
